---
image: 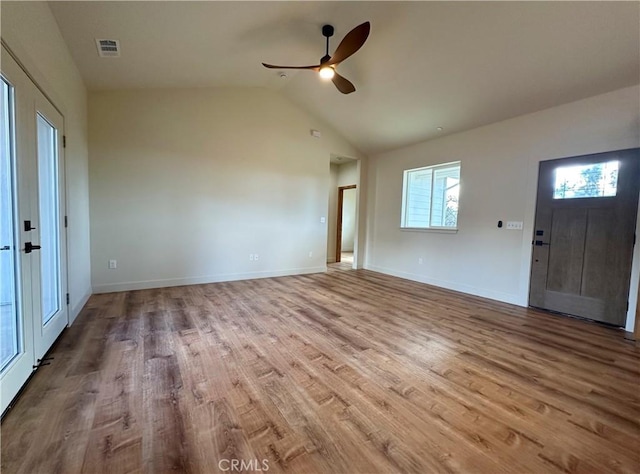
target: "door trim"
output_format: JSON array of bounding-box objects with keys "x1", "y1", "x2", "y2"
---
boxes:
[
  {"x1": 0, "y1": 40, "x2": 64, "y2": 119},
  {"x1": 634, "y1": 282, "x2": 640, "y2": 340}
]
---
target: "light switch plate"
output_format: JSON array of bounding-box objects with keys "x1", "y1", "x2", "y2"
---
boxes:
[{"x1": 506, "y1": 221, "x2": 523, "y2": 230}]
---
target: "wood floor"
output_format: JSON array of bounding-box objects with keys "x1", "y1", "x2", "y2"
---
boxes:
[{"x1": 2, "y1": 266, "x2": 639, "y2": 474}]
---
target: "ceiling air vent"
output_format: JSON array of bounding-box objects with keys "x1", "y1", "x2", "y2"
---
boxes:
[{"x1": 95, "y1": 39, "x2": 120, "y2": 57}]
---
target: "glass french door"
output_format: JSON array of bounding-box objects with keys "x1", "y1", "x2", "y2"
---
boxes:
[
  {"x1": 1, "y1": 46, "x2": 67, "y2": 414},
  {"x1": 32, "y1": 95, "x2": 67, "y2": 359}
]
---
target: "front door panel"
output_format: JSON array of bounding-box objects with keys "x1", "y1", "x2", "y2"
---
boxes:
[{"x1": 529, "y1": 149, "x2": 640, "y2": 326}]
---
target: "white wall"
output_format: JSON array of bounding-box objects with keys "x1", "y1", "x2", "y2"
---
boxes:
[
  {"x1": 337, "y1": 160, "x2": 358, "y2": 187},
  {"x1": 1, "y1": 1, "x2": 91, "y2": 323},
  {"x1": 365, "y1": 85, "x2": 640, "y2": 331},
  {"x1": 89, "y1": 88, "x2": 363, "y2": 292}
]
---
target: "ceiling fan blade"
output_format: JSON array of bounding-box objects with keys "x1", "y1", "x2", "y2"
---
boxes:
[
  {"x1": 328, "y1": 22, "x2": 370, "y2": 66},
  {"x1": 262, "y1": 63, "x2": 319, "y2": 70},
  {"x1": 331, "y1": 71, "x2": 356, "y2": 94}
]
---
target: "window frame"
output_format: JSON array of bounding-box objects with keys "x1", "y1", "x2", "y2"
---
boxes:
[{"x1": 400, "y1": 161, "x2": 461, "y2": 231}]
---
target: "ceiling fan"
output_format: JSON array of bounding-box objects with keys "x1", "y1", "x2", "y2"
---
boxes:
[{"x1": 262, "y1": 21, "x2": 370, "y2": 94}]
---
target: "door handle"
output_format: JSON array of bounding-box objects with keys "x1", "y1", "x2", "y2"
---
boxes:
[
  {"x1": 533, "y1": 240, "x2": 550, "y2": 246},
  {"x1": 24, "y1": 220, "x2": 36, "y2": 231},
  {"x1": 1, "y1": 245, "x2": 10, "y2": 251},
  {"x1": 24, "y1": 242, "x2": 41, "y2": 254}
]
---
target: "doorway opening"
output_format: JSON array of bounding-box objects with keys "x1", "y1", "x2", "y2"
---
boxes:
[
  {"x1": 336, "y1": 185, "x2": 356, "y2": 263},
  {"x1": 529, "y1": 149, "x2": 640, "y2": 327},
  {"x1": 327, "y1": 157, "x2": 359, "y2": 267}
]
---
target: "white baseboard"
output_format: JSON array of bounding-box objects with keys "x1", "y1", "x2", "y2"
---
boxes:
[
  {"x1": 364, "y1": 264, "x2": 524, "y2": 307},
  {"x1": 92, "y1": 266, "x2": 327, "y2": 294},
  {"x1": 69, "y1": 289, "x2": 92, "y2": 325}
]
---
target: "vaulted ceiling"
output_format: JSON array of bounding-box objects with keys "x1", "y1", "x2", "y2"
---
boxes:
[{"x1": 49, "y1": 1, "x2": 640, "y2": 155}]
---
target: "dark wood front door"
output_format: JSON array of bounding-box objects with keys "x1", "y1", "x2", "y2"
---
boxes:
[{"x1": 529, "y1": 149, "x2": 640, "y2": 326}]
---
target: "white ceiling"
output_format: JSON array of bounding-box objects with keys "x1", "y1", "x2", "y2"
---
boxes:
[{"x1": 48, "y1": 1, "x2": 640, "y2": 155}]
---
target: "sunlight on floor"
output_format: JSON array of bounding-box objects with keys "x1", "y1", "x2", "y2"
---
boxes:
[{"x1": 341, "y1": 252, "x2": 353, "y2": 264}]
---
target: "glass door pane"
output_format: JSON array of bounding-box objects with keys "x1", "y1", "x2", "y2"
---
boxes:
[
  {"x1": 36, "y1": 114, "x2": 60, "y2": 325},
  {"x1": 1, "y1": 78, "x2": 20, "y2": 370}
]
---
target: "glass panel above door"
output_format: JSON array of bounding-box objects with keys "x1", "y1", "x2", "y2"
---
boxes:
[{"x1": 553, "y1": 161, "x2": 619, "y2": 199}]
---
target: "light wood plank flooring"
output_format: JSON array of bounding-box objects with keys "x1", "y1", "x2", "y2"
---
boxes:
[{"x1": 2, "y1": 266, "x2": 639, "y2": 473}]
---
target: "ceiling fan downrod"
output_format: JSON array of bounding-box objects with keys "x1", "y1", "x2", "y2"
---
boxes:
[{"x1": 321, "y1": 24, "x2": 334, "y2": 64}]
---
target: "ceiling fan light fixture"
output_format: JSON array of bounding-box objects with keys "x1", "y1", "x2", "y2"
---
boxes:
[
  {"x1": 262, "y1": 21, "x2": 370, "y2": 94},
  {"x1": 319, "y1": 66, "x2": 335, "y2": 80}
]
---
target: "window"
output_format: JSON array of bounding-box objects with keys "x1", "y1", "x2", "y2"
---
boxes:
[
  {"x1": 553, "y1": 161, "x2": 618, "y2": 199},
  {"x1": 36, "y1": 113, "x2": 61, "y2": 324},
  {"x1": 1, "y1": 77, "x2": 20, "y2": 371},
  {"x1": 401, "y1": 161, "x2": 460, "y2": 229}
]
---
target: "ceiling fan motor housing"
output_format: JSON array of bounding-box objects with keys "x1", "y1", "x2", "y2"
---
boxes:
[{"x1": 322, "y1": 25, "x2": 334, "y2": 38}]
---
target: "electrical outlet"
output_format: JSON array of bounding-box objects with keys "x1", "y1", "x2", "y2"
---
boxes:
[
  {"x1": 309, "y1": 251, "x2": 313, "y2": 258},
  {"x1": 254, "y1": 253, "x2": 259, "y2": 261},
  {"x1": 506, "y1": 221, "x2": 524, "y2": 230},
  {"x1": 108, "y1": 259, "x2": 117, "y2": 269},
  {"x1": 320, "y1": 217, "x2": 326, "y2": 224},
  {"x1": 249, "y1": 254, "x2": 254, "y2": 261},
  {"x1": 418, "y1": 257, "x2": 423, "y2": 265}
]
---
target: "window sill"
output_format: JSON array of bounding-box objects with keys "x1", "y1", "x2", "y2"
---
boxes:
[{"x1": 400, "y1": 227, "x2": 458, "y2": 234}]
